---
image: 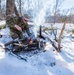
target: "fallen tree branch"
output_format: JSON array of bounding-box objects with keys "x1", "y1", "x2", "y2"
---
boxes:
[
  {"x1": 47, "y1": 37, "x2": 58, "y2": 50},
  {"x1": 5, "y1": 40, "x2": 17, "y2": 46},
  {"x1": 44, "y1": 32, "x2": 58, "y2": 50}
]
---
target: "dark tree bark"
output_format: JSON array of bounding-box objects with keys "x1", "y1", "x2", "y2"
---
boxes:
[
  {"x1": 0, "y1": 0, "x2": 2, "y2": 19},
  {"x1": 0, "y1": 0, "x2": 1, "y2": 11},
  {"x1": 6, "y1": 0, "x2": 20, "y2": 25},
  {"x1": 14, "y1": 4, "x2": 20, "y2": 17},
  {"x1": 6, "y1": 0, "x2": 15, "y2": 25},
  {"x1": 19, "y1": 0, "x2": 22, "y2": 16},
  {"x1": 6, "y1": 0, "x2": 15, "y2": 16}
]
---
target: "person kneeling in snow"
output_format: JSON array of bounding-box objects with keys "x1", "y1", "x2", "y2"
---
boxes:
[{"x1": 7, "y1": 14, "x2": 31, "y2": 39}]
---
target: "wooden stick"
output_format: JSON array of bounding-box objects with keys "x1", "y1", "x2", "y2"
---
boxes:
[
  {"x1": 57, "y1": 22, "x2": 66, "y2": 52},
  {"x1": 5, "y1": 41, "x2": 15, "y2": 46}
]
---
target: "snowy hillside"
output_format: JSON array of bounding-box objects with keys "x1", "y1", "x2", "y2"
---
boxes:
[{"x1": 0, "y1": 23, "x2": 74, "y2": 75}]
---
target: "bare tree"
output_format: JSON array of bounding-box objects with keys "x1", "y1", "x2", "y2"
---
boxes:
[
  {"x1": 0, "y1": 0, "x2": 1, "y2": 11},
  {"x1": 0, "y1": 0, "x2": 1, "y2": 16},
  {"x1": 14, "y1": 4, "x2": 19, "y2": 17},
  {"x1": 6, "y1": 0, "x2": 15, "y2": 25},
  {"x1": 0, "y1": 0, "x2": 6, "y2": 19},
  {"x1": 19, "y1": 0, "x2": 22, "y2": 16},
  {"x1": 17, "y1": 0, "x2": 22, "y2": 16},
  {"x1": 6, "y1": 0, "x2": 15, "y2": 16},
  {"x1": 68, "y1": 7, "x2": 74, "y2": 23},
  {"x1": 0, "y1": 0, "x2": 2, "y2": 19},
  {"x1": 57, "y1": 21, "x2": 66, "y2": 52},
  {"x1": 6, "y1": 0, "x2": 20, "y2": 25},
  {"x1": 53, "y1": 0, "x2": 64, "y2": 23},
  {"x1": 60, "y1": 9, "x2": 69, "y2": 22}
]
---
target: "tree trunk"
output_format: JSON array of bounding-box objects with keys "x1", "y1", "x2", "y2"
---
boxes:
[
  {"x1": 0, "y1": 0, "x2": 1, "y2": 12},
  {"x1": 0, "y1": 0, "x2": 2, "y2": 19},
  {"x1": 6, "y1": 0, "x2": 15, "y2": 25},
  {"x1": 19, "y1": 0, "x2": 22, "y2": 16},
  {"x1": 6, "y1": 0, "x2": 20, "y2": 25},
  {"x1": 57, "y1": 21, "x2": 66, "y2": 52},
  {"x1": 14, "y1": 4, "x2": 20, "y2": 17}
]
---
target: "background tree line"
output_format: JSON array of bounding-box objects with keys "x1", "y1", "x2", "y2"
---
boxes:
[{"x1": 0, "y1": 0, "x2": 74, "y2": 23}]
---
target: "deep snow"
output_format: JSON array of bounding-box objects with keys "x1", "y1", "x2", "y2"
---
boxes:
[{"x1": 0, "y1": 23, "x2": 74, "y2": 75}]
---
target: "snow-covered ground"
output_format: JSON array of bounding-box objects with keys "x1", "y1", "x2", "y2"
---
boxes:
[
  {"x1": 0, "y1": 23, "x2": 74, "y2": 75},
  {"x1": 0, "y1": 20, "x2": 6, "y2": 26}
]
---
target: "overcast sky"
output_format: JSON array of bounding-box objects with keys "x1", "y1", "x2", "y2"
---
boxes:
[
  {"x1": 47, "y1": 0, "x2": 74, "y2": 10},
  {"x1": 61, "y1": 0, "x2": 74, "y2": 9}
]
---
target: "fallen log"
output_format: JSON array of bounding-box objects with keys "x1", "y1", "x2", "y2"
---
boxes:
[
  {"x1": 13, "y1": 43, "x2": 28, "y2": 47},
  {"x1": 5, "y1": 40, "x2": 18, "y2": 46},
  {"x1": 47, "y1": 37, "x2": 58, "y2": 50},
  {"x1": 44, "y1": 32, "x2": 58, "y2": 50},
  {"x1": 3, "y1": 39, "x2": 39, "y2": 52},
  {"x1": 4, "y1": 38, "x2": 26, "y2": 46}
]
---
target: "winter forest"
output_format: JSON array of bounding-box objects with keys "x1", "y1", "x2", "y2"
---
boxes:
[{"x1": 0, "y1": 0, "x2": 74, "y2": 75}]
